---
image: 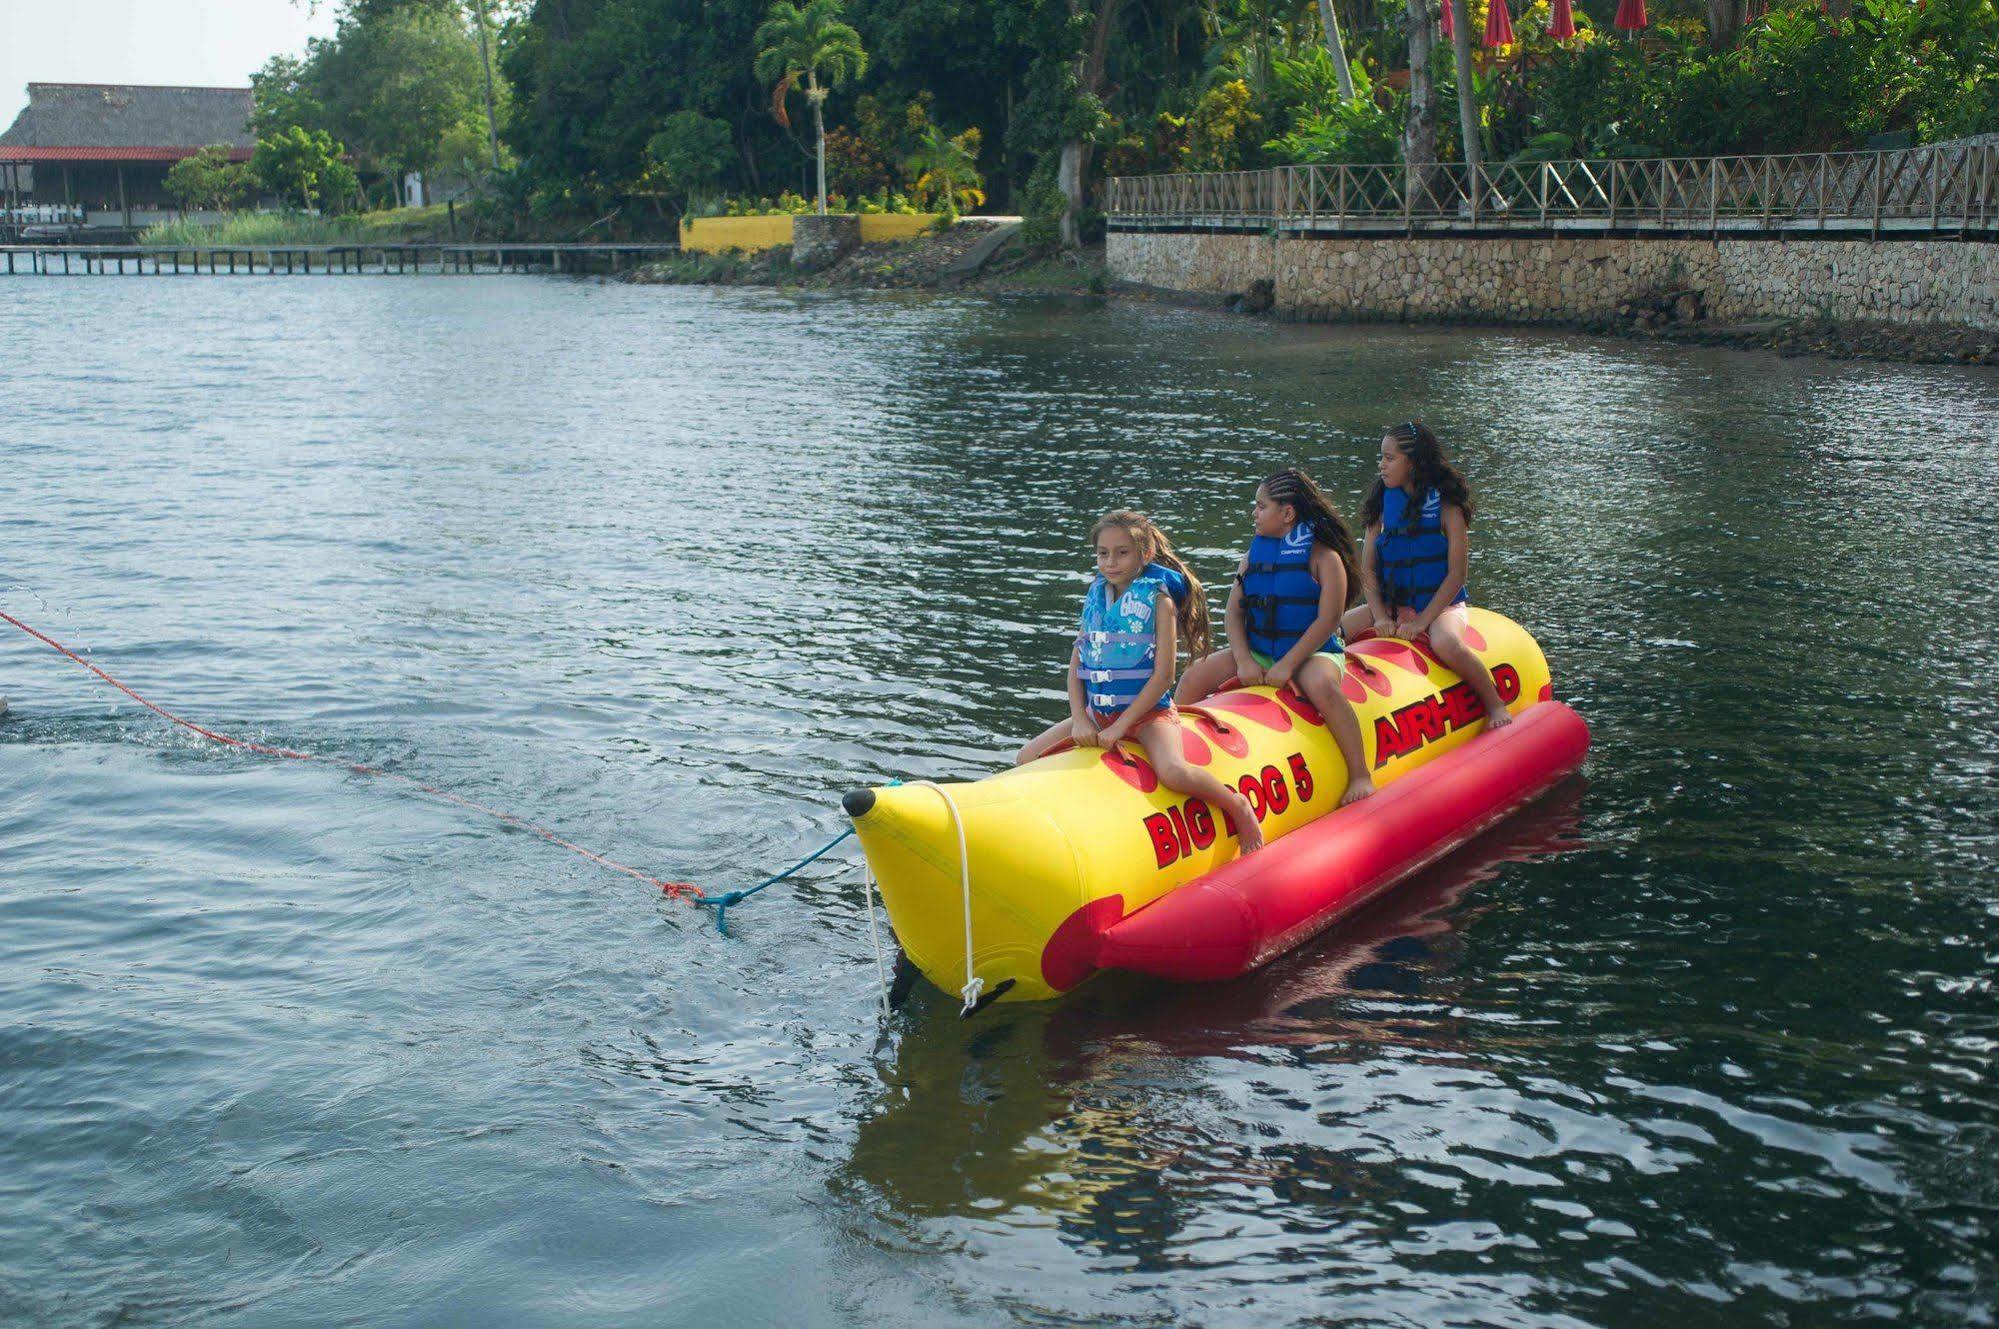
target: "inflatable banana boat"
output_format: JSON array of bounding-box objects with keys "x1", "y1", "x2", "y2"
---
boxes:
[{"x1": 843, "y1": 608, "x2": 1588, "y2": 1008}]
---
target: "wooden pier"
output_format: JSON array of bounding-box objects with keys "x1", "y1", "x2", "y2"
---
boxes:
[{"x1": 0, "y1": 242, "x2": 680, "y2": 276}]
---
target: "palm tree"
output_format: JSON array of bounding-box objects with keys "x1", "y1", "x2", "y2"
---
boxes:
[
  {"x1": 1317, "y1": 0, "x2": 1357, "y2": 99},
  {"x1": 904, "y1": 126, "x2": 985, "y2": 219},
  {"x1": 754, "y1": 0, "x2": 868, "y2": 215},
  {"x1": 1446, "y1": 0, "x2": 1481, "y2": 178}
]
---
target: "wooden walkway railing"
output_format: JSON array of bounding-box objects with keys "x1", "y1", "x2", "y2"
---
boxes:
[
  {"x1": 0, "y1": 242, "x2": 681, "y2": 276},
  {"x1": 1106, "y1": 143, "x2": 1999, "y2": 237}
]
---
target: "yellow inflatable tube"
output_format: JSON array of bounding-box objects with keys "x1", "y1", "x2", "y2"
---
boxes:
[{"x1": 844, "y1": 608, "x2": 1555, "y2": 1005}]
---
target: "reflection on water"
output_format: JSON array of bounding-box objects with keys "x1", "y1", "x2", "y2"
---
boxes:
[
  {"x1": 1, "y1": 279, "x2": 1995, "y2": 1326},
  {"x1": 841, "y1": 779, "x2": 1588, "y2": 1240}
]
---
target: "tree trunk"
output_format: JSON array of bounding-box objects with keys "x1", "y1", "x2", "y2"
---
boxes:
[
  {"x1": 1318, "y1": 0, "x2": 1357, "y2": 100},
  {"x1": 1447, "y1": 0, "x2": 1481, "y2": 216},
  {"x1": 814, "y1": 97, "x2": 828, "y2": 215},
  {"x1": 471, "y1": 0, "x2": 503, "y2": 171},
  {"x1": 1403, "y1": 0, "x2": 1437, "y2": 190},
  {"x1": 1058, "y1": 142, "x2": 1084, "y2": 248},
  {"x1": 1705, "y1": 0, "x2": 1733, "y2": 45},
  {"x1": 1058, "y1": 0, "x2": 1124, "y2": 249}
]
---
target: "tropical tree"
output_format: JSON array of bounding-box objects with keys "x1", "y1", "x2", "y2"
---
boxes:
[
  {"x1": 903, "y1": 124, "x2": 985, "y2": 217},
  {"x1": 314, "y1": 4, "x2": 489, "y2": 192},
  {"x1": 643, "y1": 110, "x2": 739, "y2": 211},
  {"x1": 162, "y1": 146, "x2": 254, "y2": 212},
  {"x1": 753, "y1": 0, "x2": 869, "y2": 214},
  {"x1": 248, "y1": 53, "x2": 330, "y2": 141},
  {"x1": 253, "y1": 126, "x2": 347, "y2": 210}
]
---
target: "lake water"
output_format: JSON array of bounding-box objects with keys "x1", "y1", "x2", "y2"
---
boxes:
[{"x1": 2, "y1": 276, "x2": 1995, "y2": 1327}]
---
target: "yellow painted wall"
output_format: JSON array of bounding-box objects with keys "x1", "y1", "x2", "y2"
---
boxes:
[
  {"x1": 858, "y1": 214, "x2": 942, "y2": 242},
  {"x1": 679, "y1": 213, "x2": 944, "y2": 253},
  {"x1": 679, "y1": 215, "x2": 793, "y2": 253}
]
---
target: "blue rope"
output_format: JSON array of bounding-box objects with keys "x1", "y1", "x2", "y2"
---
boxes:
[
  {"x1": 697, "y1": 824, "x2": 856, "y2": 936},
  {"x1": 700, "y1": 780, "x2": 899, "y2": 936}
]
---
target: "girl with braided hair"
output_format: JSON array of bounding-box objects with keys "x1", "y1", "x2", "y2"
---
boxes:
[
  {"x1": 1018, "y1": 510, "x2": 1264, "y2": 853},
  {"x1": 1176, "y1": 469, "x2": 1375, "y2": 806},
  {"x1": 1341, "y1": 420, "x2": 1511, "y2": 729}
]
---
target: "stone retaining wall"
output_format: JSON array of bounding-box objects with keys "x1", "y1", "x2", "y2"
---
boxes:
[
  {"x1": 792, "y1": 214, "x2": 861, "y2": 272},
  {"x1": 1107, "y1": 231, "x2": 1999, "y2": 331}
]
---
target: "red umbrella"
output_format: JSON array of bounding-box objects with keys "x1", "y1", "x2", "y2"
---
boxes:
[
  {"x1": 1549, "y1": 0, "x2": 1577, "y2": 39},
  {"x1": 1485, "y1": 0, "x2": 1516, "y2": 45},
  {"x1": 1614, "y1": 0, "x2": 1648, "y2": 28}
]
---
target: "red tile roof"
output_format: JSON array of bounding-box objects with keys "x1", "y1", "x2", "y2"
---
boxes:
[{"x1": 0, "y1": 145, "x2": 255, "y2": 162}]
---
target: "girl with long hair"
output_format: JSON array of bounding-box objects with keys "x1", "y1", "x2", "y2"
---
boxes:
[
  {"x1": 1018, "y1": 510, "x2": 1265, "y2": 853},
  {"x1": 1342, "y1": 420, "x2": 1512, "y2": 729},
  {"x1": 1176, "y1": 469, "x2": 1375, "y2": 805}
]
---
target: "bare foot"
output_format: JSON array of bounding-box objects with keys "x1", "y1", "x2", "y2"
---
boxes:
[
  {"x1": 1339, "y1": 774, "x2": 1376, "y2": 806},
  {"x1": 1485, "y1": 704, "x2": 1514, "y2": 729},
  {"x1": 1232, "y1": 802, "x2": 1265, "y2": 853}
]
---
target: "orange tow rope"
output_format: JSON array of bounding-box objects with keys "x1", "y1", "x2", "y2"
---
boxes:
[{"x1": 0, "y1": 608, "x2": 703, "y2": 899}]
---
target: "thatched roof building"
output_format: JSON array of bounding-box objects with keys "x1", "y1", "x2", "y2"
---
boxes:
[{"x1": 1, "y1": 83, "x2": 256, "y2": 223}]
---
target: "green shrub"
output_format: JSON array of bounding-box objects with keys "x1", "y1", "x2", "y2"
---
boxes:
[
  {"x1": 1262, "y1": 65, "x2": 1402, "y2": 166},
  {"x1": 1188, "y1": 80, "x2": 1262, "y2": 170}
]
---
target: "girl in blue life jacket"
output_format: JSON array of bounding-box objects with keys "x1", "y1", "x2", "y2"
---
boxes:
[
  {"x1": 1017, "y1": 510, "x2": 1266, "y2": 853},
  {"x1": 1176, "y1": 469, "x2": 1376, "y2": 806},
  {"x1": 1340, "y1": 420, "x2": 1512, "y2": 730}
]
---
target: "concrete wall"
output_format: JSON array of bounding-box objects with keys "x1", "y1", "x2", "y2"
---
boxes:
[
  {"x1": 1107, "y1": 230, "x2": 1999, "y2": 332},
  {"x1": 680, "y1": 214, "x2": 795, "y2": 253},
  {"x1": 679, "y1": 213, "x2": 942, "y2": 254}
]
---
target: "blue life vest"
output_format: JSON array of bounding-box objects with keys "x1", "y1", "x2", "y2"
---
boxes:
[
  {"x1": 1075, "y1": 562, "x2": 1188, "y2": 717},
  {"x1": 1239, "y1": 521, "x2": 1323, "y2": 659},
  {"x1": 1376, "y1": 486, "x2": 1468, "y2": 613}
]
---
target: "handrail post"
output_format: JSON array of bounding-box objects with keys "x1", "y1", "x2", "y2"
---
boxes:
[
  {"x1": 1761, "y1": 155, "x2": 1773, "y2": 232},
  {"x1": 1817, "y1": 155, "x2": 1828, "y2": 231},
  {"x1": 1539, "y1": 161, "x2": 1549, "y2": 227},
  {"x1": 1871, "y1": 151, "x2": 1882, "y2": 239},
  {"x1": 1984, "y1": 146, "x2": 1994, "y2": 232},
  {"x1": 1709, "y1": 158, "x2": 1719, "y2": 234},
  {"x1": 1929, "y1": 145, "x2": 1941, "y2": 233},
  {"x1": 1608, "y1": 159, "x2": 1619, "y2": 228}
]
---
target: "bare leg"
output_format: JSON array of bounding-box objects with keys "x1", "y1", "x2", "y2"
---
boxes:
[
  {"x1": 1017, "y1": 715, "x2": 1085, "y2": 766},
  {"x1": 1174, "y1": 648, "x2": 1241, "y2": 705},
  {"x1": 1296, "y1": 654, "x2": 1374, "y2": 804},
  {"x1": 1339, "y1": 604, "x2": 1379, "y2": 641},
  {"x1": 1427, "y1": 606, "x2": 1512, "y2": 728},
  {"x1": 1134, "y1": 718, "x2": 1264, "y2": 854}
]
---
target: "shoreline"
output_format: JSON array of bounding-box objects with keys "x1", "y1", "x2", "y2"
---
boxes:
[
  {"x1": 627, "y1": 219, "x2": 1108, "y2": 297},
  {"x1": 624, "y1": 221, "x2": 1997, "y2": 366}
]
